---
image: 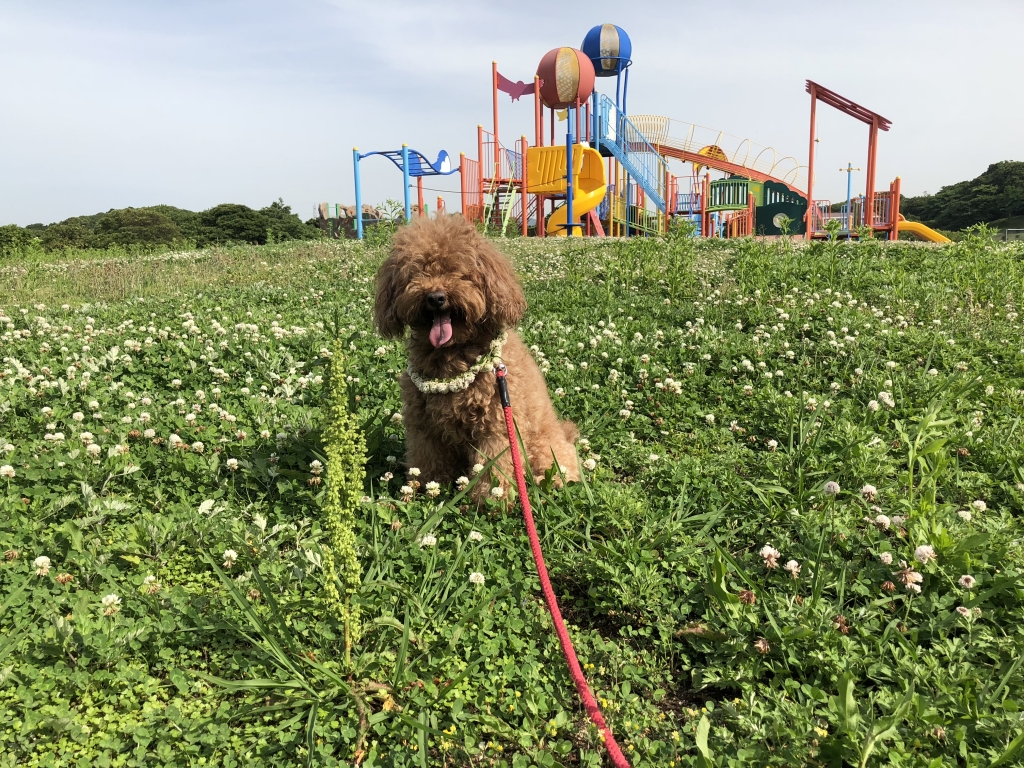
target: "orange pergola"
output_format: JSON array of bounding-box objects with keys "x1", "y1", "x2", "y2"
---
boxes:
[{"x1": 805, "y1": 80, "x2": 892, "y2": 239}]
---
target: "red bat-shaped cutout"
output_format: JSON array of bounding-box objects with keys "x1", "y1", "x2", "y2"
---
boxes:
[{"x1": 496, "y1": 72, "x2": 542, "y2": 102}]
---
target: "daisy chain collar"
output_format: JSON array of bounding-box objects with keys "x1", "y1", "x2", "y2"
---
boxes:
[{"x1": 408, "y1": 332, "x2": 508, "y2": 394}]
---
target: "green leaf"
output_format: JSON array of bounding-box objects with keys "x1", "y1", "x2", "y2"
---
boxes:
[
  {"x1": 989, "y1": 732, "x2": 1024, "y2": 768},
  {"x1": 695, "y1": 714, "x2": 713, "y2": 767},
  {"x1": 837, "y1": 673, "x2": 860, "y2": 734}
]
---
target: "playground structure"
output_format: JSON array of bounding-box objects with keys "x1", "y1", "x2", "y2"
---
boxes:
[
  {"x1": 350, "y1": 24, "x2": 950, "y2": 243},
  {"x1": 352, "y1": 146, "x2": 458, "y2": 239}
]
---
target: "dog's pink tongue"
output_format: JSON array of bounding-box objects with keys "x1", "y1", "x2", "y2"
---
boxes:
[{"x1": 429, "y1": 311, "x2": 452, "y2": 347}]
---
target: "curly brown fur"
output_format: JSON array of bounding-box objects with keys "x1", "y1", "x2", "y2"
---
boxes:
[{"x1": 374, "y1": 215, "x2": 579, "y2": 497}]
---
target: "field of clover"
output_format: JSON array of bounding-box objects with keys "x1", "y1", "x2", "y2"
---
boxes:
[{"x1": 1, "y1": 227, "x2": 1024, "y2": 768}]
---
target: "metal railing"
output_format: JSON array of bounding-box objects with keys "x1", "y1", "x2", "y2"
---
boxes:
[
  {"x1": 630, "y1": 114, "x2": 807, "y2": 192},
  {"x1": 593, "y1": 94, "x2": 668, "y2": 211}
]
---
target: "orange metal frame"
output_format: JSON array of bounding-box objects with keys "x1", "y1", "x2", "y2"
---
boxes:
[
  {"x1": 805, "y1": 81, "x2": 895, "y2": 240},
  {"x1": 656, "y1": 145, "x2": 805, "y2": 196}
]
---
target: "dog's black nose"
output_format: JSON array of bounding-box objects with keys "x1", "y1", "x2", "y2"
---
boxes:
[{"x1": 426, "y1": 291, "x2": 446, "y2": 309}]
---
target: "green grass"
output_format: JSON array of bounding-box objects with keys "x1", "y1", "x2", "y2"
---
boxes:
[{"x1": 1, "y1": 231, "x2": 1023, "y2": 767}]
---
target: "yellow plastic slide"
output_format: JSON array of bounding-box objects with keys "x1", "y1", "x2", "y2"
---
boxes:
[
  {"x1": 526, "y1": 145, "x2": 607, "y2": 236},
  {"x1": 897, "y1": 215, "x2": 950, "y2": 243}
]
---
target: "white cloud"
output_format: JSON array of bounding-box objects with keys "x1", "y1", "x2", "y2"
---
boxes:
[{"x1": 1, "y1": 0, "x2": 1022, "y2": 224}]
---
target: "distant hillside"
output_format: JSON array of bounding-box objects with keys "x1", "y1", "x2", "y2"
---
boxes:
[
  {"x1": 901, "y1": 161, "x2": 1024, "y2": 231},
  {"x1": 2, "y1": 200, "x2": 319, "y2": 257}
]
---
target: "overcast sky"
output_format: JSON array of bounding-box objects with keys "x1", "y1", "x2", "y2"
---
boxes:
[{"x1": 2, "y1": 0, "x2": 1022, "y2": 226}]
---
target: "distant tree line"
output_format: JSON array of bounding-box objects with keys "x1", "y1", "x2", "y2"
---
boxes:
[
  {"x1": 0, "y1": 200, "x2": 321, "y2": 258},
  {"x1": 900, "y1": 161, "x2": 1024, "y2": 231}
]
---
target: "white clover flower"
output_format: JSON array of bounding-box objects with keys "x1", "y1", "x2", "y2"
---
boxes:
[
  {"x1": 784, "y1": 560, "x2": 801, "y2": 579},
  {"x1": 87, "y1": 400, "x2": 99, "y2": 410},
  {"x1": 72, "y1": 411, "x2": 85, "y2": 422},
  {"x1": 260, "y1": 429, "x2": 271, "y2": 439},
  {"x1": 959, "y1": 574, "x2": 976, "y2": 589},
  {"x1": 226, "y1": 458, "x2": 239, "y2": 471},
  {"x1": 957, "y1": 509, "x2": 972, "y2": 522},
  {"x1": 223, "y1": 549, "x2": 238, "y2": 568},
  {"x1": 407, "y1": 467, "x2": 421, "y2": 478},
  {"x1": 867, "y1": 400, "x2": 880, "y2": 412},
  {"x1": 879, "y1": 552, "x2": 893, "y2": 565},
  {"x1": 0, "y1": 465, "x2": 14, "y2": 479},
  {"x1": 759, "y1": 545, "x2": 780, "y2": 569},
  {"x1": 454, "y1": 476, "x2": 469, "y2": 491},
  {"x1": 956, "y1": 605, "x2": 971, "y2": 618},
  {"x1": 390, "y1": 412, "x2": 403, "y2": 424},
  {"x1": 469, "y1": 572, "x2": 485, "y2": 586},
  {"x1": 33, "y1": 555, "x2": 51, "y2": 575},
  {"x1": 171, "y1": 379, "x2": 182, "y2": 389},
  {"x1": 914, "y1": 545, "x2": 937, "y2": 564},
  {"x1": 86, "y1": 444, "x2": 102, "y2": 458},
  {"x1": 469, "y1": 530, "x2": 483, "y2": 542},
  {"x1": 823, "y1": 481, "x2": 841, "y2": 496},
  {"x1": 704, "y1": 414, "x2": 715, "y2": 425},
  {"x1": 648, "y1": 454, "x2": 660, "y2": 463},
  {"x1": 191, "y1": 441, "x2": 204, "y2": 454},
  {"x1": 490, "y1": 486, "x2": 505, "y2": 499},
  {"x1": 309, "y1": 460, "x2": 323, "y2": 476},
  {"x1": 425, "y1": 481, "x2": 440, "y2": 498},
  {"x1": 168, "y1": 433, "x2": 183, "y2": 446},
  {"x1": 101, "y1": 593, "x2": 122, "y2": 615},
  {"x1": 418, "y1": 535, "x2": 437, "y2": 548},
  {"x1": 766, "y1": 439, "x2": 778, "y2": 451},
  {"x1": 971, "y1": 500, "x2": 987, "y2": 512},
  {"x1": 471, "y1": 463, "x2": 485, "y2": 476},
  {"x1": 1, "y1": 444, "x2": 13, "y2": 455},
  {"x1": 873, "y1": 514, "x2": 891, "y2": 531},
  {"x1": 878, "y1": 391, "x2": 896, "y2": 409},
  {"x1": 861, "y1": 484, "x2": 878, "y2": 501},
  {"x1": 583, "y1": 458, "x2": 597, "y2": 471}
]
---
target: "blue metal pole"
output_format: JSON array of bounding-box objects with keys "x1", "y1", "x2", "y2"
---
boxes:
[
  {"x1": 622, "y1": 67, "x2": 629, "y2": 116},
  {"x1": 565, "y1": 116, "x2": 575, "y2": 237},
  {"x1": 846, "y1": 163, "x2": 853, "y2": 232},
  {"x1": 401, "y1": 144, "x2": 411, "y2": 222},
  {"x1": 353, "y1": 147, "x2": 363, "y2": 240}
]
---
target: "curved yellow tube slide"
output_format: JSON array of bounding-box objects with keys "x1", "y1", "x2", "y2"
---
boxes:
[{"x1": 526, "y1": 145, "x2": 607, "y2": 237}]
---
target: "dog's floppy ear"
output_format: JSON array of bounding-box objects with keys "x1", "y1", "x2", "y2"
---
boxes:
[
  {"x1": 374, "y1": 254, "x2": 405, "y2": 338},
  {"x1": 477, "y1": 238, "x2": 526, "y2": 328}
]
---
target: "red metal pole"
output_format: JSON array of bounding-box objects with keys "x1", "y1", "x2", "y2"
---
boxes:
[
  {"x1": 460, "y1": 153, "x2": 467, "y2": 215},
  {"x1": 865, "y1": 116, "x2": 878, "y2": 231},
  {"x1": 521, "y1": 136, "x2": 529, "y2": 237},
  {"x1": 437, "y1": 195, "x2": 444, "y2": 216},
  {"x1": 534, "y1": 76, "x2": 541, "y2": 147},
  {"x1": 701, "y1": 174, "x2": 709, "y2": 237},
  {"x1": 805, "y1": 84, "x2": 817, "y2": 240},
  {"x1": 889, "y1": 176, "x2": 901, "y2": 240},
  {"x1": 477, "y1": 124, "x2": 484, "y2": 220},
  {"x1": 417, "y1": 176, "x2": 424, "y2": 218},
  {"x1": 492, "y1": 61, "x2": 499, "y2": 157}
]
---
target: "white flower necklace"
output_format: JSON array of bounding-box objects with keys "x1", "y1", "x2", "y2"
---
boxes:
[{"x1": 407, "y1": 332, "x2": 508, "y2": 394}]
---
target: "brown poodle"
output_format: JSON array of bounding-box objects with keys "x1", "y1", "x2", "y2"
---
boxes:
[{"x1": 374, "y1": 215, "x2": 580, "y2": 496}]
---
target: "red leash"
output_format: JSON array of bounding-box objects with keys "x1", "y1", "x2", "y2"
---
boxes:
[{"x1": 494, "y1": 365, "x2": 631, "y2": 768}]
